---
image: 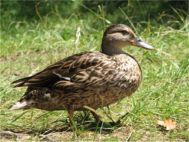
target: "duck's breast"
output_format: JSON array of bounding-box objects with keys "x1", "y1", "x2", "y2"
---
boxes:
[{"x1": 112, "y1": 54, "x2": 142, "y2": 92}]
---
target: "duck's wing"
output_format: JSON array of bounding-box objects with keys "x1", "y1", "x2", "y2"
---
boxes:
[{"x1": 12, "y1": 52, "x2": 113, "y2": 88}]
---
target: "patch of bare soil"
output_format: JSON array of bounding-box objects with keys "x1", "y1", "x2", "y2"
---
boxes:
[
  {"x1": 0, "y1": 131, "x2": 31, "y2": 142},
  {"x1": 0, "y1": 125, "x2": 132, "y2": 141}
]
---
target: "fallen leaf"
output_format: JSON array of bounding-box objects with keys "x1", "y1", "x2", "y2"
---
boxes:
[{"x1": 157, "y1": 119, "x2": 176, "y2": 130}]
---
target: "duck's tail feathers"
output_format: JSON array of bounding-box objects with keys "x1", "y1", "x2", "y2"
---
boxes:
[
  {"x1": 11, "y1": 76, "x2": 31, "y2": 87},
  {"x1": 9, "y1": 100, "x2": 32, "y2": 110}
]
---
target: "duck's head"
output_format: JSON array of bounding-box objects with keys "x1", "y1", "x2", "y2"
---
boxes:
[{"x1": 101, "y1": 24, "x2": 154, "y2": 55}]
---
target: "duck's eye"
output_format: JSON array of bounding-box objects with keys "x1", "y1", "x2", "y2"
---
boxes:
[{"x1": 121, "y1": 31, "x2": 129, "y2": 35}]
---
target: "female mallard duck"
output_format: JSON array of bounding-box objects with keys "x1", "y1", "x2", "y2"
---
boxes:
[{"x1": 11, "y1": 24, "x2": 153, "y2": 123}]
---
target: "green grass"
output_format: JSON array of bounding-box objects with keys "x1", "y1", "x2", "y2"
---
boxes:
[{"x1": 0, "y1": 12, "x2": 189, "y2": 141}]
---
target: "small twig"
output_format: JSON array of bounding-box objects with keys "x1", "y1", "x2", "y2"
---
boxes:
[
  {"x1": 41, "y1": 129, "x2": 53, "y2": 135},
  {"x1": 125, "y1": 130, "x2": 133, "y2": 142}
]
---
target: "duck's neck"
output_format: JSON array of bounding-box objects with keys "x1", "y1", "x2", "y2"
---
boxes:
[{"x1": 101, "y1": 40, "x2": 125, "y2": 56}]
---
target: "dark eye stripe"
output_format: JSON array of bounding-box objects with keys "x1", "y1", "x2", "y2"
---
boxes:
[
  {"x1": 121, "y1": 30, "x2": 129, "y2": 35},
  {"x1": 109, "y1": 30, "x2": 129, "y2": 35}
]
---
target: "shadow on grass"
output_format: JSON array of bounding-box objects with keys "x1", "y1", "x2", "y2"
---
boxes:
[
  {"x1": 1, "y1": 111, "x2": 130, "y2": 140},
  {"x1": 41, "y1": 113, "x2": 127, "y2": 135}
]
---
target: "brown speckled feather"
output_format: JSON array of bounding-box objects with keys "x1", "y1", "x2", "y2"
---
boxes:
[
  {"x1": 12, "y1": 52, "x2": 141, "y2": 110},
  {"x1": 13, "y1": 52, "x2": 110, "y2": 87}
]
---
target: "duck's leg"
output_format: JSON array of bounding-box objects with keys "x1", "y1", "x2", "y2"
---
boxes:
[
  {"x1": 83, "y1": 106, "x2": 103, "y2": 123},
  {"x1": 67, "y1": 109, "x2": 78, "y2": 135},
  {"x1": 91, "y1": 111, "x2": 103, "y2": 124},
  {"x1": 67, "y1": 109, "x2": 75, "y2": 125}
]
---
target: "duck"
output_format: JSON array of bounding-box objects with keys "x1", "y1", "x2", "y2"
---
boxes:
[{"x1": 10, "y1": 24, "x2": 153, "y2": 124}]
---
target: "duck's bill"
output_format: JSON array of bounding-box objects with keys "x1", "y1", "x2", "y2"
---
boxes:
[{"x1": 135, "y1": 39, "x2": 154, "y2": 50}]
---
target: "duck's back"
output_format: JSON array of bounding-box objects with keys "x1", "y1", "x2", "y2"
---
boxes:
[{"x1": 12, "y1": 52, "x2": 141, "y2": 110}]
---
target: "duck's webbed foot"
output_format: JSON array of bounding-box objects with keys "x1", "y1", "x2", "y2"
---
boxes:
[
  {"x1": 102, "y1": 106, "x2": 129, "y2": 126},
  {"x1": 83, "y1": 106, "x2": 128, "y2": 127},
  {"x1": 115, "y1": 112, "x2": 129, "y2": 124}
]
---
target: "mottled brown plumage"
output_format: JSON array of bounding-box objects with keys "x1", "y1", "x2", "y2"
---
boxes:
[{"x1": 11, "y1": 24, "x2": 153, "y2": 123}]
